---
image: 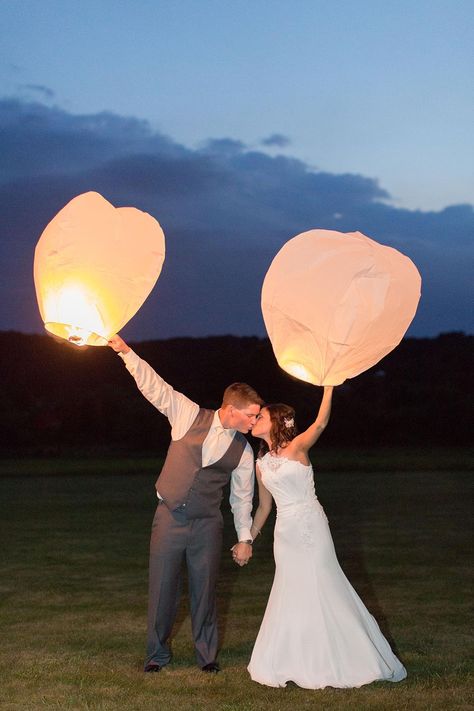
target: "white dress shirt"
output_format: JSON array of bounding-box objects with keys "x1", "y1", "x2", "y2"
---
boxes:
[{"x1": 119, "y1": 349, "x2": 254, "y2": 541}]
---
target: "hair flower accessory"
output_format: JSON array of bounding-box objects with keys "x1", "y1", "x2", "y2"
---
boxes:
[{"x1": 283, "y1": 417, "x2": 294, "y2": 429}]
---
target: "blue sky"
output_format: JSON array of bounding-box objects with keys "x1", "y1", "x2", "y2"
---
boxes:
[{"x1": 0, "y1": 0, "x2": 473, "y2": 340}]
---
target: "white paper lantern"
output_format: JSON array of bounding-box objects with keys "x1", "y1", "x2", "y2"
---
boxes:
[
  {"x1": 262, "y1": 229, "x2": 421, "y2": 385},
  {"x1": 34, "y1": 191, "x2": 165, "y2": 346}
]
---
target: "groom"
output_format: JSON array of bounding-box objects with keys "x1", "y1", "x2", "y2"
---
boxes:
[{"x1": 108, "y1": 335, "x2": 263, "y2": 673}]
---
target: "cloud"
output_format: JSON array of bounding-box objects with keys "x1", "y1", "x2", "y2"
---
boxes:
[
  {"x1": 0, "y1": 97, "x2": 472, "y2": 340},
  {"x1": 261, "y1": 133, "x2": 291, "y2": 148},
  {"x1": 20, "y1": 84, "x2": 55, "y2": 100},
  {"x1": 201, "y1": 138, "x2": 247, "y2": 156},
  {"x1": 0, "y1": 98, "x2": 180, "y2": 181}
]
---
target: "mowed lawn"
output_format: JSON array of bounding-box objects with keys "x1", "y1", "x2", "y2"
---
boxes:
[{"x1": 0, "y1": 450, "x2": 472, "y2": 711}]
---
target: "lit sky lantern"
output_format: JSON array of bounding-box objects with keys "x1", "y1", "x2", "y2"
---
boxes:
[
  {"x1": 261, "y1": 229, "x2": 422, "y2": 386},
  {"x1": 34, "y1": 191, "x2": 165, "y2": 346}
]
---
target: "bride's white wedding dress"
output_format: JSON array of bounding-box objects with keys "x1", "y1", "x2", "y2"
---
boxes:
[{"x1": 247, "y1": 453, "x2": 407, "y2": 689}]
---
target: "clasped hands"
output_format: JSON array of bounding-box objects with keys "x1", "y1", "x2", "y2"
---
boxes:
[{"x1": 231, "y1": 541, "x2": 252, "y2": 567}]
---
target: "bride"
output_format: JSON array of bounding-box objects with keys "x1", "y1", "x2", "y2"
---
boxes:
[{"x1": 246, "y1": 386, "x2": 407, "y2": 689}]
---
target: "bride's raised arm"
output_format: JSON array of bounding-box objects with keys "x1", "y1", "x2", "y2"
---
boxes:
[
  {"x1": 250, "y1": 464, "x2": 273, "y2": 540},
  {"x1": 292, "y1": 386, "x2": 334, "y2": 455}
]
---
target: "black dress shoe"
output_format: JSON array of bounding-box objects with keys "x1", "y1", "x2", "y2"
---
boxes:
[
  {"x1": 201, "y1": 662, "x2": 220, "y2": 673},
  {"x1": 144, "y1": 663, "x2": 162, "y2": 672}
]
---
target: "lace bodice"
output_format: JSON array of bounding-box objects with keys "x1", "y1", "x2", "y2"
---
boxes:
[{"x1": 257, "y1": 452, "x2": 318, "y2": 509}]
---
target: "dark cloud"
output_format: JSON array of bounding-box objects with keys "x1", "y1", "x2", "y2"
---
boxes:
[
  {"x1": 0, "y1": 98, "x2": 182, "y2": 180},
  {"x1": 261, "y1": 133, "x2": 291, "y2": 148},
  {"x1": 0, "y1": 98, "x2": 472, "y2": 340},
  {"x1": 88, "y1": 153, "x2": 232, "y2": 196}
]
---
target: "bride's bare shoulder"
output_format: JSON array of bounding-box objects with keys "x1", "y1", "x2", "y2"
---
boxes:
[{"x1": 280, "y1": 442, "x2": 310, "y2": 466}]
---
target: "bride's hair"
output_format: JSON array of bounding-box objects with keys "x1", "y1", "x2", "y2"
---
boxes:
[{"x1": 258, "y1": 403, "x2": 298, "y2": 457}]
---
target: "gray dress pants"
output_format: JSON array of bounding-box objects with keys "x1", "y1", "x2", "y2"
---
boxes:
[{"x1": 146, "y1": 501, "x2": 223, "y2": 668}]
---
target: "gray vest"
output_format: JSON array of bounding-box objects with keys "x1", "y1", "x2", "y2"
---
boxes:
[{"x1": 156, "y1": 409, "x2": 248, "y2": 518}]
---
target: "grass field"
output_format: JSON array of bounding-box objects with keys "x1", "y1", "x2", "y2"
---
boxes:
[{"x1": 0, "y1": 449, "x2": 472, "y2": 710}]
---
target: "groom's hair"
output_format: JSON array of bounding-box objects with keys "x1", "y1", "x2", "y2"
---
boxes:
[{"x1": 221, "y1": 383, "x2": 263, "y2": 409}]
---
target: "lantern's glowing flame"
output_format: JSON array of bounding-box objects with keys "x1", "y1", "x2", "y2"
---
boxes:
[
  {"x1": 281, "y1": 360, "x2": 313, "y2": 384},
  {"x1": 44, "y1": 285, "x2": 106, "y2": 347},
  {"x1": 66, "y1": 328, "x2": 91, "y2": 347}
]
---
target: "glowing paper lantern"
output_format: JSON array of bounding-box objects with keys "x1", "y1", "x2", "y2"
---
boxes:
[
  {"x1": 34, "y1": 191, "x2": 165, "y2": 346},
  {"x1": 262, "y1": 229, "x2": 421, "y2": 385}
]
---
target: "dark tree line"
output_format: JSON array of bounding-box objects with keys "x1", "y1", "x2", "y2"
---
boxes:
[{"x1": 0, "y1": 330, "x2": 472, "y2": 456}]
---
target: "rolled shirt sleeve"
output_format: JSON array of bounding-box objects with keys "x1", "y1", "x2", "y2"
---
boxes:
[
  {"x1": 229, "y1": 443, "x2": 255, "y2": 542},
  {"x1": 119, "y1": 349, "x2": 199, "y2": 440}
]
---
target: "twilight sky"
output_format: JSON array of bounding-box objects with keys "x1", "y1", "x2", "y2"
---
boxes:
[{"x1": 1, "y1": 0, "x2": 473, "y2": 341}]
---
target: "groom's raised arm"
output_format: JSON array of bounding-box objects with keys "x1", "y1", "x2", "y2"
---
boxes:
[{"x1": 108, "y1": 334, "x2": 199, "y2": 439}]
